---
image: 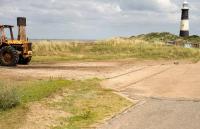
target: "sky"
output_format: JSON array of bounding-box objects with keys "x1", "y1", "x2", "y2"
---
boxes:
[{"x1": 0, "y1": 0, "x2": 199, "y2": 39}]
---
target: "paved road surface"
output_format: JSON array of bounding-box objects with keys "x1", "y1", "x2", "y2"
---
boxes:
[
  {"x1": 99, "y1": 99, "x2": 200, "y2": 129},
  {"x1": 99, "y1": 62, "x2": 200, "y2": 129}
]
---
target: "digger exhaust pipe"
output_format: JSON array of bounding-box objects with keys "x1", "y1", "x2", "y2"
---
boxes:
[{"x1": 17, "y1": 17, "x2": 27, "y2": 41}]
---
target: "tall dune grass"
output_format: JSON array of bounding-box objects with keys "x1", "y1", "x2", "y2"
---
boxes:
[{"x1": 32, "y1": 39, "x2": 200, "y2": 62}]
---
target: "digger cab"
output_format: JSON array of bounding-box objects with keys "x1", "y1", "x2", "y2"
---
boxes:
[{"x1": 0, "y1": 25, "x2": 14, "y2": 44}]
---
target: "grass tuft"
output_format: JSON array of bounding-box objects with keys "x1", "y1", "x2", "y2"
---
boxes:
[{"x1": 0, "y1": 84, "x2": 20, "y2": 111}]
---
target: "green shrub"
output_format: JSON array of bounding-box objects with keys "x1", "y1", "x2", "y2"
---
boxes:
[
  {"x1": 136, "y1": 32, "x2": 179, "y2": 42},
  {"x1": 0, "y1": 85, "x2": 20, "y2": 110}
]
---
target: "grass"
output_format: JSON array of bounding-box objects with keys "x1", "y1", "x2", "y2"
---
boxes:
[
  {"x1": 19, "y1": 80, "x2": 72, "y2": 103},
  {"x1": 0, "y1": 84, "x2": 20, "y2": 110},
  {"x1": 131, "y1": 32, "x2": 200, "y2": 44},
  {"x1": 0, "y1": 80, "x2": 71, "y2": 129},
  {"x1": 0, "y1": 79, "x2": 73, "y2": 129},
  {"x1": 134, "y1": 32, "x2": 179, "y2": 42},
  {"x1": 0, "y1": 80, "x2": 71, "y2": 111},
  {"x1": 0, "y1": 106, "x2": 28, "y2": 129},
  {"x1": 51, "y1": 79, "x2": 131, "y2": 129},
  {"x1": 0, "y1": 79, "x2": 132, "y2": 129},
  {"x1": 32, "y1": 40, "x2": 200, "y2": 63}
]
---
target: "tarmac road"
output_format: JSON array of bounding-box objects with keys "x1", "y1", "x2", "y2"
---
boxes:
[
  {"x1": 99, "y1": 62, "x2": 200, "y2": 129},
  {"x1": 98, "y1": 99, "x2": 200, "y2": 129}
]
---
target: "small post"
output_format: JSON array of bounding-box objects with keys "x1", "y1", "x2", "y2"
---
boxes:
[{"x1": 9, "y1": 27, "x2": 14, "y2": 40}]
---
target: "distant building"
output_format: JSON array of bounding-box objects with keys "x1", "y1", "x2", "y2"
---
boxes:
[{"x1": 180, "y1": 0, "x2": 189, "y2": 37}]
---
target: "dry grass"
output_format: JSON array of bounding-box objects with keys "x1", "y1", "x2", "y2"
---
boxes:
[
  {"x1": 0, "y1": 84, "x2": 20, "y2": 110},
  {"x1": 32, "y1": 39, "x2": 200, "y2": 63}
]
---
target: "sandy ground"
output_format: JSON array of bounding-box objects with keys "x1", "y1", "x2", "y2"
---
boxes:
[
  {"x1": 0, "y1": 61, "x2": 129, "y2": 80},
  {"x1": 19, "y1": 102, "x2": 69, "y2": 129},
  {"x1": 0, "y1": 59, "x2": 178, "y2": 80},
  {"x1": 1, "y1": 59, "x2": 200, "y2": 129}
]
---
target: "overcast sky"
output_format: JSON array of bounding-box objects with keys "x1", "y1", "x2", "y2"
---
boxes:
[{"x1": 0, "y1": 0, "x2": 199, "y2": 39}]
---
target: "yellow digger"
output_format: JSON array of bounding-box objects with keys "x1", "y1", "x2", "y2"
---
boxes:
[{"x1": 0, "y1": 17, "x2": 32, "y2": 66}]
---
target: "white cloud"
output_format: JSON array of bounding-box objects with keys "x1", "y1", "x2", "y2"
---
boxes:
[
  {"x1": 51, "y1": 0, "x2": 56, "y2": 3},
  {"x1": 155, "y1": 0, "x2": 178, "y2": 11},
  {"x1": 94, "y1": 3, "x2": 122, "y2": 14},
  {"x1": 0, "y1": 0, "x2": 199, "y2": 39}
]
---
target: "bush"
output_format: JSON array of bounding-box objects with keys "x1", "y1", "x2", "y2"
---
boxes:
[
  {"x1": 136, "y1": 32, "x2": 179, "y2": 42},
  {"x1": 0, "y1": 85, "x2": 20, "y2": 110}
]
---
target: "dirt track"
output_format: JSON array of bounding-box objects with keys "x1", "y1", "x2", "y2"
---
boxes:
[
  {"x1": 0, "y1": 60, "x2": 171, "y2": 80},
  {"x1": 0, "y1": 61, "x2": 118, "y2": 80}
]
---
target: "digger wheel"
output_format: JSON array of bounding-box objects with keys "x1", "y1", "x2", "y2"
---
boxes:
[
  {"x1": 18, "y1": 56, "x2": 31, "y2": 65},
  {"x1": 0, "y1": 46, "x2": 19, "y2": 66}
]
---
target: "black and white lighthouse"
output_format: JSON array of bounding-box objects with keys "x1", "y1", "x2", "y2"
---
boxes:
[{"x1": 180, "y1": 0, "x2": 189, "y2": 37}]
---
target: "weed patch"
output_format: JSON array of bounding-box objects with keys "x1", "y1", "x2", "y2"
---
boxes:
[{"x1": 0, "y1": 84, "x2": 20, "y2": 110}]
